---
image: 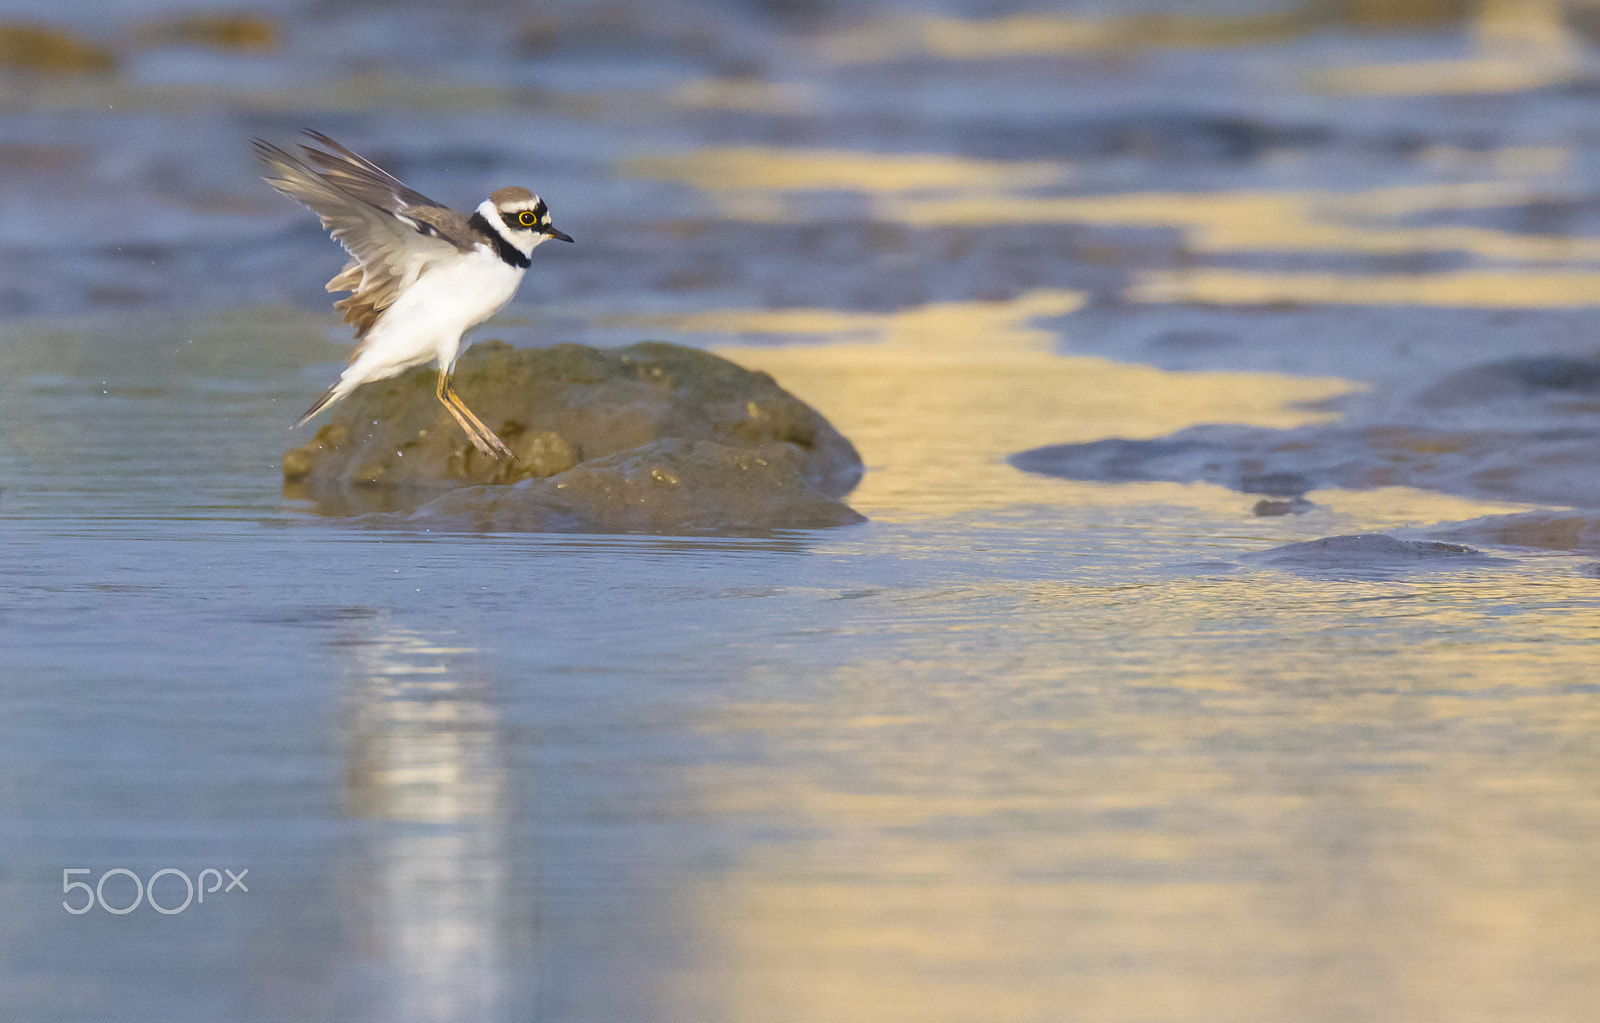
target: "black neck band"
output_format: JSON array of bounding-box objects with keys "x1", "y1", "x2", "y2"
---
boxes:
[{"x1": 470, "y1": 212, "x2": 531, "y2": 269}]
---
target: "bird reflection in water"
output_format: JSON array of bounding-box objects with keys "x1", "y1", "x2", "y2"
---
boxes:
[{"x1": 335, "y1": 623, "x2": 524, "y2": 1023}]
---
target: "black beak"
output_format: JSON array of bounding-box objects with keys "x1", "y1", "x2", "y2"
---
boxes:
[{"x1": 546, "y1": 225, "x2": 574, "y2": 243}]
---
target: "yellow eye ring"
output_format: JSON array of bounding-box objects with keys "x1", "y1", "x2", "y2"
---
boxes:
[{"x1": 518, "y1": 211, "x2": 537, "y2": 227}]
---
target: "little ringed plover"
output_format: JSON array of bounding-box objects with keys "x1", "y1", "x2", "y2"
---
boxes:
[{"x1": 254, "y1": 130, "x2": 572, "y2": 460}]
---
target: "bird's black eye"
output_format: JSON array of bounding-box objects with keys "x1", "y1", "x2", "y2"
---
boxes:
[{"x1": 518, "y1": 211, "x2": 537, "y2": 227}]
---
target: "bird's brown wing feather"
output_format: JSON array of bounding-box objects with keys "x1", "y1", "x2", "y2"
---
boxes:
[
  {"x1": 294, "y1": 130, "x2": 440, "y2": 211},
  {"x1": 253, "y1": 132, "x2": 476, "y2": 343}
]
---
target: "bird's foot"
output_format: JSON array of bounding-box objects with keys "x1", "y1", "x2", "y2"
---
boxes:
[{"x1": 472, "y1": 430, "x2": 517, "y2": 462}]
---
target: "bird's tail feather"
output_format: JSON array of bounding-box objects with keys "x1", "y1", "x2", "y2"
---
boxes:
[{"x1": 294, "y1": 385, "x2": 344, "y2": 429}]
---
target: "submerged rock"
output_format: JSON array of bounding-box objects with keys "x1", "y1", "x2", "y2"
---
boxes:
[
  {"x1": 1009, "y1": 351, "x2": 1600, "y2": 512},
  {"x1": 284, "y1": 340, "x2": 864, "y2": 533},
  {"x1": 1248, "y1": 534, "x2": 1506, "y2": 573},
  {"x1": 1008, "y1": 426, "x2": 1358, "y2": 499},
  {"x1": 1010, "y1": 420, "x2": 1600, "y2": 508}
]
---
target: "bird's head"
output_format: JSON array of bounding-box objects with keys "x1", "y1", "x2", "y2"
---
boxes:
[{"x1": 488, "y1": 187, "x2": 573, "y2": 246}]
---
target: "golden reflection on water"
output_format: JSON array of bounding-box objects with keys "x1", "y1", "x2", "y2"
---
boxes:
[
  {"x1": 1314, "y1": 0, "x2": 1580, "y2": 95},
  {"x1": 817, "y1": 11, "x2": 1300, "y2": 63},
  {"x1": 632, "y1": 141, "x2": 1600, "y2": 317},
  {"x1": 615, "y1": 291, "x2": 1356, "y2": 520},
  {"x1": 811, "y1": 0, "x2": 1564, "y2": 103},
  {"x1": 1299, "y1": 485, "x2": 1543, "y2": 528},
  {"x1": 1130, "y1": 268, "x2": 1600, "y2": 308},
  {"x1": 0, "y1": 72, "x2": 585, "y2": 114},
  {"x1": 625, "y1": 147, "x2": 1066, "y2": 197},
  {"x1": 810, "y1": 3, "x2": 1470, "y2": 64},
  {"x1": 671, "y1": 568, "x2": 1600, "y2": 1023},
  {"x1": 608, "y1": 126, "x2": 1600, "y2": 1016},
  {"x1": 889, "y1": 177, "x2": 1600, "y2": 264},
  {"x1": 631, "y1": 144, "x2": 1600, "y2": 313}
]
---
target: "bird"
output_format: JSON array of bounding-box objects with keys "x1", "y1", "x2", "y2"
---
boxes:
[{"x1": 253, "y1": 130, "x2": 573, "y2": 460}]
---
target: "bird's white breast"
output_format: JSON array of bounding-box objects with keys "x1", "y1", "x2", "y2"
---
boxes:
[
  {"x1": 432, "y1": 247, "x2": 526, "y2": 330},
  {"x1": 359, "y1": 248, "x2": 526, "y2": 376}
]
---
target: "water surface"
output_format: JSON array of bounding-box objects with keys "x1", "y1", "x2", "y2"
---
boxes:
[{"x1": 5, "y1": 1, "x2": 1600, "y2": 1020}]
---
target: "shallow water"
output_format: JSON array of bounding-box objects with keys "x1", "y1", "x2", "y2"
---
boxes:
[{"x1": 6, "y1": 1, "x2": 1600, "y2": 1021}]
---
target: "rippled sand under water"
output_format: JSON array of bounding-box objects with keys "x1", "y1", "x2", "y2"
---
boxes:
[{"x1": 6, "y1": 0, "x2": 1600, "y2": 1020}]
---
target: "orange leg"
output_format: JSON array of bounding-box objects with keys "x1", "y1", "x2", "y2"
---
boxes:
[{"x1": 435, "y1": 368, "x2": 515, "y2": 461}]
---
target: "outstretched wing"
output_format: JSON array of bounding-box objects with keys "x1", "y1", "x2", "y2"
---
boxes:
[{"x1": 253, "y1": 131, "x2": 476, "y2": 339}]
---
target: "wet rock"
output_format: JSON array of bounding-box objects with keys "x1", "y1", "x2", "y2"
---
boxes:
[
  {"x1": 1239, "y1": 470, "x2": 1313, "y2": 497},
  {"x1": 132, "y1": 14, "x2": 280, "y2": 52},
  {"x1": 1252, "y1": 497, "x2": 1315, "y2": 516},
  {"x1": 1010, "y1": 434, "x2": 1237, "y2": 486},
  {"x1": 357, "y1": 438, "x2": 865, "y2": 534},
  {"x1": 1417, "y1": 357, "x2": 1600, "y2": 409},
  {"x1": 0, "y1": 24, "x2": 115, "y2": 73},
  {"x1": 1011, "y1": 416, "x2": 1600, "y2": 509},
  {"x1": 1248, "y1": 534, "x2": 1505, "y2": 573},
  {"x1": 284, "y1": 340, "x2": 865, "y2": 532},
  {"x1": 1432, "y1": 511, "x2": 1600, "y2": 554},
  {"x1": 1009, "y1": 427, "x2": 1359, "y2": 498}
]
